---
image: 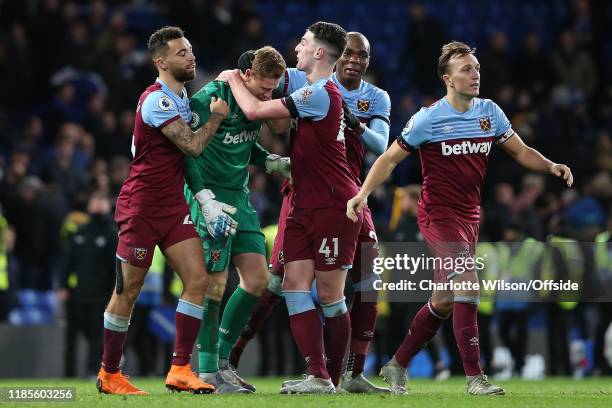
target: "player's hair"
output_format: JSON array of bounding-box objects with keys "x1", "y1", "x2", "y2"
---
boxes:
[
  {"x1": 307, "y1": 21, "x2": 347, "y2": 61},
  {"x1": 251, "y1": 46, "x2": 286, "y2": 79},
  {"x1": 437, "y1": 41, "x2": 476, "y2": 80},
  {"x1": 148, "y1": 26, "x2": 185, "y2": 58}
]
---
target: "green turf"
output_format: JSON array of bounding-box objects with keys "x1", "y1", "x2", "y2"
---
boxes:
[{"x1": 0, "y1": 376, "x2": 611, "y2": 407}]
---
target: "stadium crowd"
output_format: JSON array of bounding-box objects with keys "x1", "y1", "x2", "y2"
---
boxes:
[{"x1": 0, "y1": 0, "x2": 610, "y2": 379}]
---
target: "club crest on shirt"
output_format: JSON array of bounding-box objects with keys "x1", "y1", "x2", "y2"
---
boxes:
[
  {"x1": 357, "y1": 99, "x2": 370, "y2": 112},
  {"x1": 158, "y1": 96, "x2": 174, "y2": 111},
  {"x1": 133, "y1": 247, "x2": 147, "y2": 261},
  {"x1": 479, "y1": 117, "x2": 491, "y2": 132},
  {"x1": 210, "y1": 250, "x2": 221, "y2": 263},
  {"x1": 298, "y1": 87, "x2": 313, "y2": 104}
]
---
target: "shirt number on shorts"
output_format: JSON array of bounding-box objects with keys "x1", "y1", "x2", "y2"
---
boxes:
[{"x1": 319, "y1": 237, "x2": 339, "y2": 258}]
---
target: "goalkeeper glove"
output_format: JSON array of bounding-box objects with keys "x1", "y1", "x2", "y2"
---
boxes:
[
  {"x1": 194, "y1": 189, "x2": 238, "y2": 239},
  {"x1": 265, "y1": 154, "x2": 291, "y2": 179},
  {"x1": 342, "y1": 100, "x2": 361, "y2": 130}
]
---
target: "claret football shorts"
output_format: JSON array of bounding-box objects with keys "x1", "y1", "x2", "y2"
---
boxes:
[
  {"x1": 417, "y1": 209, "x2": 479, "y2": 282},
  {"x1": 283, "y1": 206, "x2": 363, "y2": 272},
  {"x1": 115, "y1": 197, "x2": 198, "y2": 268}
]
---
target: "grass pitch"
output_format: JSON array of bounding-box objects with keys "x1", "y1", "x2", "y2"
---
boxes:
[{"x1": 0, "y1": 376, "x2": 611, "y2": 407}]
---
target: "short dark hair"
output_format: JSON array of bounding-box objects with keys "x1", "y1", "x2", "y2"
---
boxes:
[
  {"x1": 437, "y1": 41, "x2": 476, "y2": 80},
  {"x1": 307, "y1": 21, "x2": 347, "y2": 61},
  {"x1": 148, "y1": 26, "x2": 184, "y2": 58}
]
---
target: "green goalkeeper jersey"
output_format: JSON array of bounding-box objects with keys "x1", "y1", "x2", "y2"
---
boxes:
[{"x1": 185, "y1": 80, "x2": 269, "y2": 193}]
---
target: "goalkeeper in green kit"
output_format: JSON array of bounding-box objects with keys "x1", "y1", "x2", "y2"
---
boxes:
[{"x1": 184, "y1": 46, "x2": 291, "y2": 393}]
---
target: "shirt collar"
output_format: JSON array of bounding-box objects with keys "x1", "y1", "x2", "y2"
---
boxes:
[{"x1": 156, "y1": 78, "x2": 186, "y2": 99}]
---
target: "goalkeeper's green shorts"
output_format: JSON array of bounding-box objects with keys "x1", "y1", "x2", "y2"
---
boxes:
[{"x1": 184, "y1": 184, "x2": 265, "y2": 273}]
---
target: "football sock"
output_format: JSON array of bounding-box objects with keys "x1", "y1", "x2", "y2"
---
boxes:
[
  {"x1": 453, "y1": 302, "x2": 482, "y2": 376},
  {"x1": 102, "y1": 312, "x2": 129, "y2": 373},
  {"x1": 218, "y1": 287, "x2": 258, "y2": 360},
  {"x1": 322, "y1": 298, "x2": 350, "y2": 387},
  {"x1": 395, "y1": 300, "x2": 446, "y2": 367},
  {"x1": 173, "y1": 299, "x2": 203, "y2": 366},
  {"x1": 285, "y1": 291, "x2": 329, "y2": 379},
  {"x1": 348, "y1": 292, "x2": 377, "y2": 376},
  {"x1": 229, "y1": 288, "x2": 283, "y2": 368},
  {"x1": 197, "y1": 298, "x2": 220, "y2": 373}
]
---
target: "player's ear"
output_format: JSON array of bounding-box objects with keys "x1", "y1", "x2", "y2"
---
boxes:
[
  {"x1": 314, "y1": 46, "x2": 324, "y2": 60},
  {"x1": 443, "y1": 73, "x2": 452, "y2": 88},
  {"x1": 155, "y1": 55, "x2": 167, "y2": 71},
  {"x1": 242, "y1": 68, "x2": 253, "y2": 82}
]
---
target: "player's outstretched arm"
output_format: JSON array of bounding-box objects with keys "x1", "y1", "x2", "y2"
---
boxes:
[
  {"x1": 499, "y1": 132, "x2": 573, "y2": 187},
  {"x1": 161, "y1": 96, "x2": 228, "y2": 157},
  {"x1": 219, "y1": 69, "x2": 291, "y2": 120},
  {"x1": 347, "y1": 140, "x2": 409, "y2": 221}
]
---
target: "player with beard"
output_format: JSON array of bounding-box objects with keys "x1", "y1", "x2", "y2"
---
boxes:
[
  {"x1": 227, "y1": 32, "x2": 391, "y2": 393},
  {"x1": 96, "y1": 26, "x2": 230, "y2": 395}
]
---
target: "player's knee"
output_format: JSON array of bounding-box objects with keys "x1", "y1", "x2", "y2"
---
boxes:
[
  {"x1": 183, "y1": 272, "x2": 208, "y2": 296},
  {"x1": 241, "y1": 269, "x2": 268, "y2": 296},
  {"x1": 281, "y1": 273, "x2": 305, "y2": 291},
  {"x1": 431, "y1": 299, "x2": 454, "y2": 316},
  {"x1": 206, "y1": 282, "x2": 227, "y2": 301},
  {"x1": 317, "y1": 285, "x2": 343, "y2": 304},
  {"x1": 121, "y1": 275, "x2": 145, "y2": 303}
]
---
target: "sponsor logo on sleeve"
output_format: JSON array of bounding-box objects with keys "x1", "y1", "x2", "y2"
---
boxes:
[
  {"x1": 299, "y1": 87, "x2": 313, "y2": 104},
  {"x1": 190, "y1": 112, "x2": 200, "y2": 128},
  {"x1": 498, "y1": 127, "x2": 514, "y2": 143},
  {"x1": 158, "y1": 96, "x2": 174, "y2": 111},
  {"x1": 401, "y1": 117, "x2": 414, "y2": 136}
]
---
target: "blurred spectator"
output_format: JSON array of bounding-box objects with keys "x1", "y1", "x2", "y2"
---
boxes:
[
  {"x1": 551, "y1": 30, "x2": 597, "y2": 100},
  {"x1": 108, "y1": 156, "x2": 130, "y2": 200},
  {"x1": 594, "y1": 131, "x2": 612, "y2": 173},
  {"x1": 59, "y1": 191, "x2": 116, "y2": 377},
  {"x1": 3, "y1": 177, "x2": 51, "y2": 289},
  {"x1": 495, "y1": 222, "x2": 540, "y2": 377},
  {"x1": 0, "y1": 207, "x2": 13, "y2": 321},
  {"x1": 232, "y1": 15, "x2": 265, "y2": 61},
  {"x1": 399, "y1": 3, "x2": 447, "y2": 94},
  {"x1": 40, "y1": 124, "x2": 90, "y2": 203},
  {"x1": 4, "y1": 23, "x2": 36, "y2": 112},
  {"x1": 61, "y1": 19, "x2": 94, "y2": 70},
  {"x1": 480, "y1": 31, "x2": 512, "y2": 98},
  {"x1": 564, "y1": 0, "x2": 604, "y2": 56},
  {"x1": 513, "y1": 32, "x2": 553, "y2": 105}
]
